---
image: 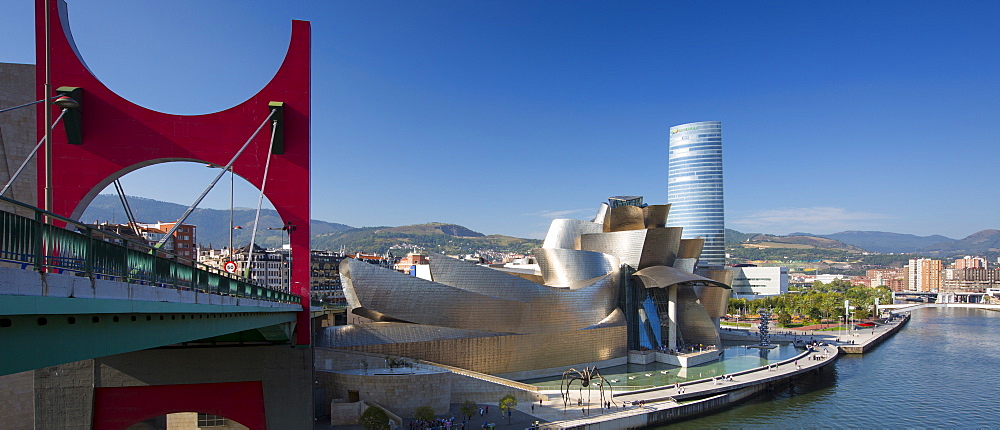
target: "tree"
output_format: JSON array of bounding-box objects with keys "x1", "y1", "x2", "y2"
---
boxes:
[
  {"x1": 414, "y1": 405, "x2": 436, "y2": 423},
  {"x1": 360, "y1": 406, "x2": 390, "y2": 430},
  {"x1": 498, "y1": 394, "x2": 518, "y2": 424},
  {"x1": 806, "y1": 306, "x2": 823, "y2": 322},
  {"x1": 460, "y1": 400, "x2": 477, "y2": 423},
  {"x1": 776, "y1": 312, "x2": 792, "y2": 326}
]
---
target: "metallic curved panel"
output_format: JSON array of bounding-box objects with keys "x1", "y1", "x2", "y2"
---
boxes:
[
  {"x1": 592, "y1": 203, "x2": 610, "y2": 225},
  {"x1": 317, "y1": 322, "x2": 508, "y2": 348},
  {"x1": 426, "y1": 254, "x2": 540, "y2": 302},
  {"x1": 498, "y1": 271, "x2": 546, "y2": 284},
  {"x1": 673, "y1": 286, "x2": 722, "y2": 346},
  {"x1": 643, "y1": 204, "x2": 670, "y2": 229},
  {"x1": 341, "y1": 257, "x2": 620, "y2": 334},
  {"x1": 678, "y1": 238, "x2": 704, "y2": 259},
  {"x1": 673, "y1": 258, "x2": 697, "y2": 273},
  {"x1": 693, "y1": 284, "x2": 731, "y2": 318},
  {"x1": 322, "y1": 324, "x2": 627, "y2": 376},
  {"x1": 605, "y1": 205, "x2": 645, "y2": 232},
  {"x1": 535, "y1": 248, "x2": 619, "y2": 286},
  {"x1": 342, "y1": 258, "x2": 529, "y2": 331},
  {"x1": 637, "y1": 227, "x2": 683, "y2": 269},
  {"x1": 581, "y1": 230, "x2": 648, "y2": 268},
  {"x1": 541, "y1": 219, "x2": 602, "y2": 250},
  {"x1": 697, "y1": 268, "x2": 735, "y2": 286},
  {"x1": 694, "y1": 269, "x2": 734, "y2": 318},
  {"x1": 632, "y1": 265, "x2": 731, "y2": 290},
  {"x1": 586, "y1": 308, "x2": 626, "y2": 329},
  {"x1": 580, "y1": 228, "x2": 682, "y2": 270}
]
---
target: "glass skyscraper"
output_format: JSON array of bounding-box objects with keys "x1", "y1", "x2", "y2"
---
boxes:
[{"x1": 666, "y1": 121, "x2": 724, "y2": 268}]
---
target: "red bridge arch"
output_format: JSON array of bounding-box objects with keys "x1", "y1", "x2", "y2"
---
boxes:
[{"x1": 35, "y1": 0, "x2": 311, "y2": 345}]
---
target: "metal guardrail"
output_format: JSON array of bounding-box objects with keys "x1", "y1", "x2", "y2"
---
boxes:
[{"x1": 0, "y1": 195, "x2": 299, "y2": 304}]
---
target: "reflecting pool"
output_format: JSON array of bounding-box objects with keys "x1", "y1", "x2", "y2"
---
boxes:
[{"x1": 521, "y1": 342, "x2": 804, "y2": 389}]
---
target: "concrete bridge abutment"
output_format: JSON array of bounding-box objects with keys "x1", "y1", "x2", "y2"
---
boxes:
[{"x1": 1, "y1": 344, "x2": 312, "y2": 429}]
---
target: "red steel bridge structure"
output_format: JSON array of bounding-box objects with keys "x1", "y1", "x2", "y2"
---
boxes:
[{"x1": 0, "y1": 1, "x2": 314, "y2": 428}]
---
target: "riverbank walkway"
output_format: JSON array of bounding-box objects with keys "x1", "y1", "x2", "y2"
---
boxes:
[
  {"x1": 323, "y1": 316, "x2": 909, "y2": 429},
  {"x1": 720, "y1": 313, "x2": 910, "y2": 354},
  {"x1": 524, "y1": 343, "x2": 837, "y2": 429}
]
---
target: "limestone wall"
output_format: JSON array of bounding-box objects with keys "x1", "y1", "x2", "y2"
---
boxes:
[
  {"x1": 0, "y1": 370, "x2": 35, "y2": 429},
  {"x1": 0, "y1": 63, "x2": 36, "y2": 215},
  {"x1": 318, "y1": 370, "x2": 451, "y2": 417}
]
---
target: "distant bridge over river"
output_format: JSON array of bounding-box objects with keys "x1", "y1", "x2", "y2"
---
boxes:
[{"x1": 879, "y1": 303, "x2": 1000, "y2": 312}]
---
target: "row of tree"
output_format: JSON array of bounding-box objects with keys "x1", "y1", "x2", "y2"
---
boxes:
[{"x1": 728, "y1": 282, "x2": 892, "y2": 323}]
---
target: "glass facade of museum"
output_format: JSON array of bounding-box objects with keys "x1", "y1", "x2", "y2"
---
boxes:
[{"x1": 666, "y1": 121, "x2": 725, "y2": 268}]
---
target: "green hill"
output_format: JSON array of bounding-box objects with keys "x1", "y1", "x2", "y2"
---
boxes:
[
  {"x1": 312, "y1": 223, "x2": 541, "y2": 255},
  {"x1": 82, "y1": 194, "x2": 352, "y2": 248}
]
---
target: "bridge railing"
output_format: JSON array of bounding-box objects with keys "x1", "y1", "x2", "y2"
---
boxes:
[{"x1": 0, "y1": 195, "x2": 299, "y2": 304}]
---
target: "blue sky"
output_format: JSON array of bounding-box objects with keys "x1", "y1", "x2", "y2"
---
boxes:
[{"x1": 3, "y1": 1, "x2": 999, "y2": 240}]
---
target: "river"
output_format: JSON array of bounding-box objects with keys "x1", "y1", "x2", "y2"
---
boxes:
[{"x1": 655, "y1": 307, "x2": 1000, "y2": 428}]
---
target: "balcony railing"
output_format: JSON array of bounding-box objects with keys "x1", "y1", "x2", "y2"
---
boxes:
[{"x1": 0, "y1": 195, "x2": 299, "y2": 305}]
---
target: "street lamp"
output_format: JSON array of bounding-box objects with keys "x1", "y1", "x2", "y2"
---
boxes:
[
  {"x1": 0, "y1": 94, "x2": 76, "y2": 113},
  {"x1": 1, "y1": 96, "x2": 81, "y2": 199}
]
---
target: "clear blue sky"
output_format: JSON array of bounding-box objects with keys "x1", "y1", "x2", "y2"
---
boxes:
[{"x1": 3, "y1": 1, "x2": 999, "y2": 240}]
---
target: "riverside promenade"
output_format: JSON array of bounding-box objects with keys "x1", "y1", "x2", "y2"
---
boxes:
[
  {"x1": 530, "y1": 345, "x2": 837, "y2": 429},
  {"x1": 720, "y1": 312, "x2": 911, "y2": 354},
  {"x1": 525, "y1": 315, "x2": 912, "y2": 428}
]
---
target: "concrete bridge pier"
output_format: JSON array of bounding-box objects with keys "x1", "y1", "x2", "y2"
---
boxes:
[{"x1": 1, "y1": 344, "x2": 312, "y2": 429}]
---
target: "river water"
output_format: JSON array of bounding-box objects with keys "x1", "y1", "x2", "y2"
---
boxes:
[{"x1": 657, "y1": 307, "x2": 1000, "y2": 428}]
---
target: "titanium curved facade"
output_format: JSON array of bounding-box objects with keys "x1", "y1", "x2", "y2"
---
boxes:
[
  {"x1": 327, "y1": 196, "x2": 732, "y2": 375},
  {"x1": 667, "y1": 121, "x2": 725, "y2": 268}
]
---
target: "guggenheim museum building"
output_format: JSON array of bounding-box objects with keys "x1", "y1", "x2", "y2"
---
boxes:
[{"x1": 319, "y1": 196, "x2": 732, "y2": 377}]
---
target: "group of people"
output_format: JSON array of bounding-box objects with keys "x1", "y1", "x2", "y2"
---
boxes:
[
  {"x1": 659, "y1": 343, "x2": 717, "y2": 355},
  {"x1": 712, "y1": 374, "x2": 734, "y2": 384},
  {"x1": 409, "y1": 417, "x2": 459, "y2": 430}
]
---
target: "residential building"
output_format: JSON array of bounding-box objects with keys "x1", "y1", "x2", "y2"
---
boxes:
[
  {"x1": 867, "y1": 268, "x2": 907, "y2": 291},
  {"x1": 199, "y1": 244, "x2": 289, "y2": 292},
  {"x1": 394, "y1": 252, "x2": 431, "y2": 280},
  {"x1": 942, "y1": 268, "x2": 1000, "y2": 293},
  {"x1": 955, "y1": 256, "x2": 987, "y2": 270},
  {"x1": 667, "y1": 121, "x2": 725, "y2": 268},
  {"x1": 311, "y1": 250, "x2": 347, "y2": 303},
  {"x1": 137, "y1": 222, "x2": 197, "y2": 259},
  {"x1": 90, "y1": 221, "x2": 196, "y2": 260},
  {"x1": 907, "y1": 258, "x2": 943, "y2": 292}
]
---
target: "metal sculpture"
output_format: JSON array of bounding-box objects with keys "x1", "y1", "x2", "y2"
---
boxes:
[
  {"x1": 758, "y1": 308, "x2": 772, "y2": 347},
  {"x1": 560, "y1": 366, "x2": 616, "y2": 414}
]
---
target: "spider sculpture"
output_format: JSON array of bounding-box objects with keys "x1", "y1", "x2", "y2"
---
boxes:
[{"x1": 559, "y1": 366, "x2": 617, "y2": 414}]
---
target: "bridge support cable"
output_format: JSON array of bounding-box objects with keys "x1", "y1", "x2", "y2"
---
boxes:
[
  {"x1": 112, "y1": 179, "x2": 141, "y2": 236},
  {"x1": 0, "y1": 108, "x2": 69, "y2": 198},
  {"x1": 244, "y1": 118, "x2": 279, "y2": 280},
  {"x1": 154, "y1": 109, "x2": 277, "y2": 249}
]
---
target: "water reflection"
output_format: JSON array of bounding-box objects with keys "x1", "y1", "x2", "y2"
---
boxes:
[
  {"x1": 521, "y1": 342, "x2": 804, "y2": 389},
  {"x1": 656, "y1": 307, "x2": 1000, "y2": 428}
]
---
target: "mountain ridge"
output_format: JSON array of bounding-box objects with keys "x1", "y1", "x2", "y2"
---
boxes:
[{"x1": 726, "y1": 228, "x2": 1000, "y2": 257}]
